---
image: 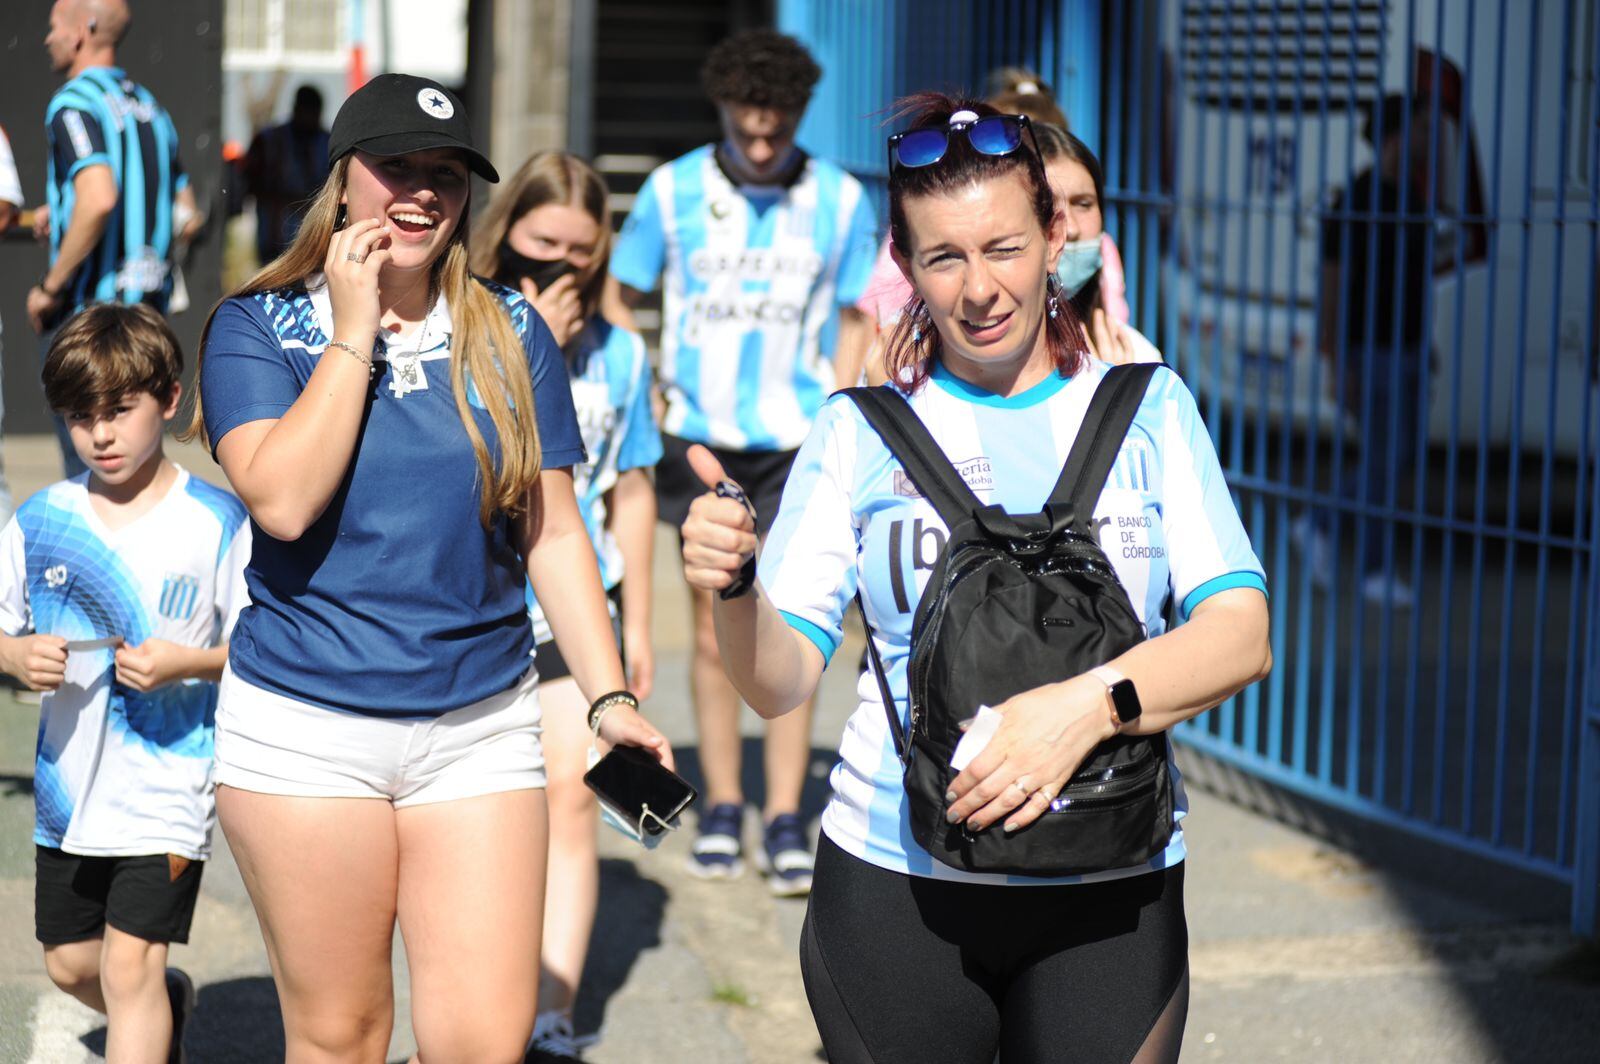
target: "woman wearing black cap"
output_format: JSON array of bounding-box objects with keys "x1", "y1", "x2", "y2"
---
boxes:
[{"x1": 188, "y1": 74, "x2": 671, "y2": 1061}]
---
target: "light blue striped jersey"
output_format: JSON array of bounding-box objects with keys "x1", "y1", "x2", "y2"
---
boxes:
[
  {"x1": 528, "y1": 319, "x2": 663, "y2": 644},
  {"x1": 45, "y1": 66, "x2": 187, "y2": 314},
  {"x1": 759, "y1": 361, "x2": 1267, "y2": 885},
  {"x1": 0, "y1": 468, "x2": 250, "y2": 859},
  {"x1": 609, "y1": 145, "x2": 878, "y2": 451}
]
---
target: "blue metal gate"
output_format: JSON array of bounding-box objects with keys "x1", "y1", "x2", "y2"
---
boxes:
[{"x1": 781, "y1": 0, "x2": 1600, "y2": 933}]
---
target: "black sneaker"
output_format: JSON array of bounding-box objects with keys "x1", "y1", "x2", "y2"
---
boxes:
[{"x1": 165, "y1": 967, "x2": 195, "y2": 1064}]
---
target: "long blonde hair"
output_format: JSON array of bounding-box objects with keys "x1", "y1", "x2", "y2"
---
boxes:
[
  {"x1": 470, "y1": 152, "x2": 612, "y2": 326},
  {"x1": 184, "y1": 155, "x2": 542, "y2": 527}
]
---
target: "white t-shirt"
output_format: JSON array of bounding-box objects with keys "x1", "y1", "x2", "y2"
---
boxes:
[
  {"x1": 759, "y1": 361, "x2": 1266, "y2": 885},
  {"x1": 0, "y1": 468, "x2": 251, "y2": 859}
]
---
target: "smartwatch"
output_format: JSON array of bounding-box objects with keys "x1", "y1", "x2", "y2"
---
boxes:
[{"x1": 1089, "y1": 665, "x2": 1142, "y2": 730}]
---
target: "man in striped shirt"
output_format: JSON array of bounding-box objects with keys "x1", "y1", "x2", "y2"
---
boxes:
[{"x1": 29, "y1": 0, "x2": 198, "y2": 474}]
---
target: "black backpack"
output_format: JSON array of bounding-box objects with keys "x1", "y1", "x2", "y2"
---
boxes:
[{"x1": 844, "y1": 363, "x2": 1173, "y2": 878}]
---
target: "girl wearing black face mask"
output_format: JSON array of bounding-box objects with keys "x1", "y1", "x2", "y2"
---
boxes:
[{"x1": 472, "y1": 152, "x2": 663, "y2": 1059}]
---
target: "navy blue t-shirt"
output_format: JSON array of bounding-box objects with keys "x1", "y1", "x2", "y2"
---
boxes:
[{"x1": 200, "y1": 277, "x2": 585, "y2": 716}]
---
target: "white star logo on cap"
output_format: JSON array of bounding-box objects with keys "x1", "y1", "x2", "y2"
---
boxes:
[{"x1": 417, "y1": 89, "x2": 454, "y2": 120}]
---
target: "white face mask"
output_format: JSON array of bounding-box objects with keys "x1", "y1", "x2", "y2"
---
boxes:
[{"x1": 1053, "y1": 237, "x2": 1103, "y2": 298}]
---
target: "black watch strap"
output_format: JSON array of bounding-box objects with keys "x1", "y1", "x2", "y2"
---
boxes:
[{"x1": 714, "y1": 480, "x2": 759, "y2": 600}]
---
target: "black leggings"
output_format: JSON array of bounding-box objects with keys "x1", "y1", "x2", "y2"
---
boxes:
[{"x1": 800, "y1": 835, "x2": 1189, "y2": 1064}]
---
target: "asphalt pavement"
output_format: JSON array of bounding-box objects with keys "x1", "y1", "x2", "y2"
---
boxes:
[{"x1": 0, "y1": 434, "x2": 1595, "y2": 1063}]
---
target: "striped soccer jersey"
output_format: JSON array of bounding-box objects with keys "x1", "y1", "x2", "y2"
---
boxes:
[
  {"x1": 528, "y1": 319, "x2": 663, "y2": 644},
  {"x1": 46, "y1": 66, "x2": 187, "y2": 314},
  {"x1": 0, "y1": 469, "x2": 251, "y2": 859},
  {"x1": 759, "y1": 361, "x2": 1267, "y2": 885},
  {"x1": 609, "y1": 145, "x2": 879, "y2": 452}
]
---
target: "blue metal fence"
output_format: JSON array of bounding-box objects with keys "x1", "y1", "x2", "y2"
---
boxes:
[{"x1": 781, "y1": 0, "x2": 1600, "y2": 933}]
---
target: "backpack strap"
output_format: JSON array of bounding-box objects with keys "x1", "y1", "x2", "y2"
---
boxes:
[
  {"x1": 840, "y1": 386, "x2": 982, "y2": 533},
  {"x1": 1048, "y1": 363, "x2": 1162, "y2": 521},
  {"x1": 854, "y1": 593, "x2": 909, "y2": 764}
]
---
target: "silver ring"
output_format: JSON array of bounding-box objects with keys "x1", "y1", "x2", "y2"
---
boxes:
[
  {"x1": 1010, "y1": 776, "x2": 1034, "y2": 796},
  {"x1": 346, "y1": 251, "x2": 365, "y2": 263}
]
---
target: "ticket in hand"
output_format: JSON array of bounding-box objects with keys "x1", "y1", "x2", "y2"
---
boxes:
[
  {"x1": 65, "y1": 636, "x2": 122, "y2": 652},
  {"x1": 949, "y1": 705, "x2": 1004, "y2": 772}
]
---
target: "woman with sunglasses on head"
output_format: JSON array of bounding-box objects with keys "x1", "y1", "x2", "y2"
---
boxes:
[
  {"x1": 190, "y1": 76, "x2": 671, "y2": 1062},
  {"x1": 472, "y1": 152, "x2": 663, "y2": 1061},
  {"x1": 859, "y1": 107, "x2": 1147, "y2": 380},
  {"x1": 681, "y1": 95, "x2": 1270, "y2": 1062}
]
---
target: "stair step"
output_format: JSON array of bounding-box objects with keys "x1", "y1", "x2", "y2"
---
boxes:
[{"x1": 595, "y1": 153, "x2": 665, "y2": 174}]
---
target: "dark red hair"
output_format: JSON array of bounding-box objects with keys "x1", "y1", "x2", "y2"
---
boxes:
[{"x1": 884, "y1": 92, "x2": 1087, "y2": 390}]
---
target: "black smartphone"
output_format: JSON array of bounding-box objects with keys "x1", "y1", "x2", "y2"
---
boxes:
[
  {"x1": 583, "y1": 745, "x2": 697, "y2": 837},
  {"x1": 334, "y1": 204, "x2": 348, "y2": 230}
]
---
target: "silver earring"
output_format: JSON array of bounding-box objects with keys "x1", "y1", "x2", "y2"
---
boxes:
[{"x1": 1048, "y1": 294, "x2": 1060, "y2": 319}]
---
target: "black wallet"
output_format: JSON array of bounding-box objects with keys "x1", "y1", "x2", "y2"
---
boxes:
[{"x1": 583, "y1": 745, "x2": 698, "y2": 840}]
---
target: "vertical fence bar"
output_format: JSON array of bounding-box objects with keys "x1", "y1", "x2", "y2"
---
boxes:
[
  {"x1": 1560, "y1": 0, "x2": 1600, "y2": 873},
  {"x1": 1431, "y1": 0, "x2": 1479, "y2": 829},
  {"x1": 1461, "y1": 0, "x2": 1513, "y2": 840},
  {"x1": 1490, "y1": 0, "x2": 1542, "y2": 848},
  {"x1": 1524, "y1": 0, "x2": 1577, "y2": 857}
]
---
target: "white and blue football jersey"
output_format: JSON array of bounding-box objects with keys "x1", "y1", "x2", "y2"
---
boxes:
[
  {"x1": 0, "y1": 468, "x2": 251, "y2": 859},
  {"x1": 759, "y1": 362, "x2": 1267, "y2": 885},
  {"x1": 609, "y1": 146, "x2": 879, "y2": 451},
  {"x1": 528, "y1": 319, "x2": 663, "y2": 644}
]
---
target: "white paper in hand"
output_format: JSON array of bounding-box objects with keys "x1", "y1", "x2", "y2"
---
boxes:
[{"x1": 950, "y1": 705, "x2": 1003, "y2": 772}]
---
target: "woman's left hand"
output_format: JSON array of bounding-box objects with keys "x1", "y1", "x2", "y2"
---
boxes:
[
  {"x1": 943, "y1": 674, "x2": 1117, "y2": 834},
  {"x1": 596, "y1": 703, "x2": 676, "y2": 773},
  {"x1": 1089, "y1": 307, "x2": 1139, "y2": 365}
]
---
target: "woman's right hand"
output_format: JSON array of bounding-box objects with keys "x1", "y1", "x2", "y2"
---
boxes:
[
  {"x1": 681, "y1": 445, "x2": 759, "y2": 594},
  {"x1": 323, "y1": 217, "x2": 392, "y2": 342},
  {"x1": 522, "y1": 273, "x2": 583, "y2": 347}
]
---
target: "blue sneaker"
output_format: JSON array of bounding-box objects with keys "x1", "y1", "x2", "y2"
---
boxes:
[
  {"x1": 688, "y1": 802, "x2": 745, "y2": 879},
  {"x1": 758, "y1": 813, "x2": 814, "y2": 897}
]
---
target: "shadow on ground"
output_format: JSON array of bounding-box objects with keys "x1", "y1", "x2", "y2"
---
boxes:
[
  {"x1": 575, "y1": 857, "x2": 669, "y2": 1040},
  {"x1": 77, "y1": 977, "x2": 286, "y2": 1063},
  {"x1": 669, "y1": 738, "x2": 837, "y2": 824}
]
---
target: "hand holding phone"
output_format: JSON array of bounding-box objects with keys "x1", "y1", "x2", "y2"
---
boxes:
[{"x1": 583, "y1": 744, "x2": 697, "y2": 848}]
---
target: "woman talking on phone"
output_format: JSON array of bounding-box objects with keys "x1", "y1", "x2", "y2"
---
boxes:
[
  {"x1": 681, "y1": 94, "x2": 1269, "y2": 1062},
  {"x1": 473, "y1": 151, "x2": 663, "y2": 1060},
  {"x1": 191, "y1": 76, "x2": 670, "y2": 1062}
]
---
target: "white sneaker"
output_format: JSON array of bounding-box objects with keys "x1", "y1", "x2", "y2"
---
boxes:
[
  {"x1": 526, "y1": 1011, "x2": 593, "y2": 1061},
  {"x1": 1360, "y1": 573, "x2": 1415, "y2": 609},
  {"x1": 1289, "y1": 515, "x2": 1334, "y2": 589}
]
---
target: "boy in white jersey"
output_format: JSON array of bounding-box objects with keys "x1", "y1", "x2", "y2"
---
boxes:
[
  {"x1": 606, "y1": 29, "x2": 877, "y2": 893},
  {"x1": 0, "y1": 304, "x2": 251, "y2": 1063}
]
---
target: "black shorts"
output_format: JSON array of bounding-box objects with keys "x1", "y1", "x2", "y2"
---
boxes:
[
  {"x1": 534, "y1": 585, "x2": 625, "y2": 682},
  {"x1": 800, "y1": 835, "x2": 1188, "y2": 1063},
  {"x1": 35, "y1": 846, "x2": 205, "y2": 946},
  {"x1": 655, "y1": 434, "x2": 798, "y2": 536}
]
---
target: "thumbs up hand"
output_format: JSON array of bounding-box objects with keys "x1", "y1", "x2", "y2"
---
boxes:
[{"x1": 682, "y1": 445, "x2": 760, "y2": 594}]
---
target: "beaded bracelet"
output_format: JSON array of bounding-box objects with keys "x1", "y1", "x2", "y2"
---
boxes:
[
  {"x1": 587, "y1": 689, "x2": 639, "y2": 734},
  {"x1": 325, "y1": 339, "x2": 373, "y2": 369}
]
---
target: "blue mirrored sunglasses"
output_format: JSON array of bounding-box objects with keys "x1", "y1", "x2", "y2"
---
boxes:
[{"x1": 887, "y1": 113, "x2": 1037, "y2": 173}]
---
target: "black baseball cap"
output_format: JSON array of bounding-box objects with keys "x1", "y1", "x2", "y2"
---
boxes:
[{"x1": 328, "y1": 73, "x2": 499, "y2": 182}]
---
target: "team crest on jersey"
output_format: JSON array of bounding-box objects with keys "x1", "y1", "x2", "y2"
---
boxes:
[
  {"x1": 44, "y1": 565, "x2": 69, "y2": 588},
  {"x1": 158, "y1": 573, "x2": 200, "y2": 621},
  {"x1": 417, "y1": 89, "x2": 454, "y2": 119}
]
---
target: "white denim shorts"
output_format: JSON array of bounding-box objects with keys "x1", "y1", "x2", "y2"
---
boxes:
[{"x1": 214, "y1": 667, "x2": 545, "y2": 806}]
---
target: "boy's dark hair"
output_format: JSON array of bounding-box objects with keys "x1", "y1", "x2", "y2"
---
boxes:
[
  {"x1": 700, "y1": 29, "x2": 821, "y2": 111},
  {"x1": 44, "y1": 303, "x2": 183, "y2": 413}
]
